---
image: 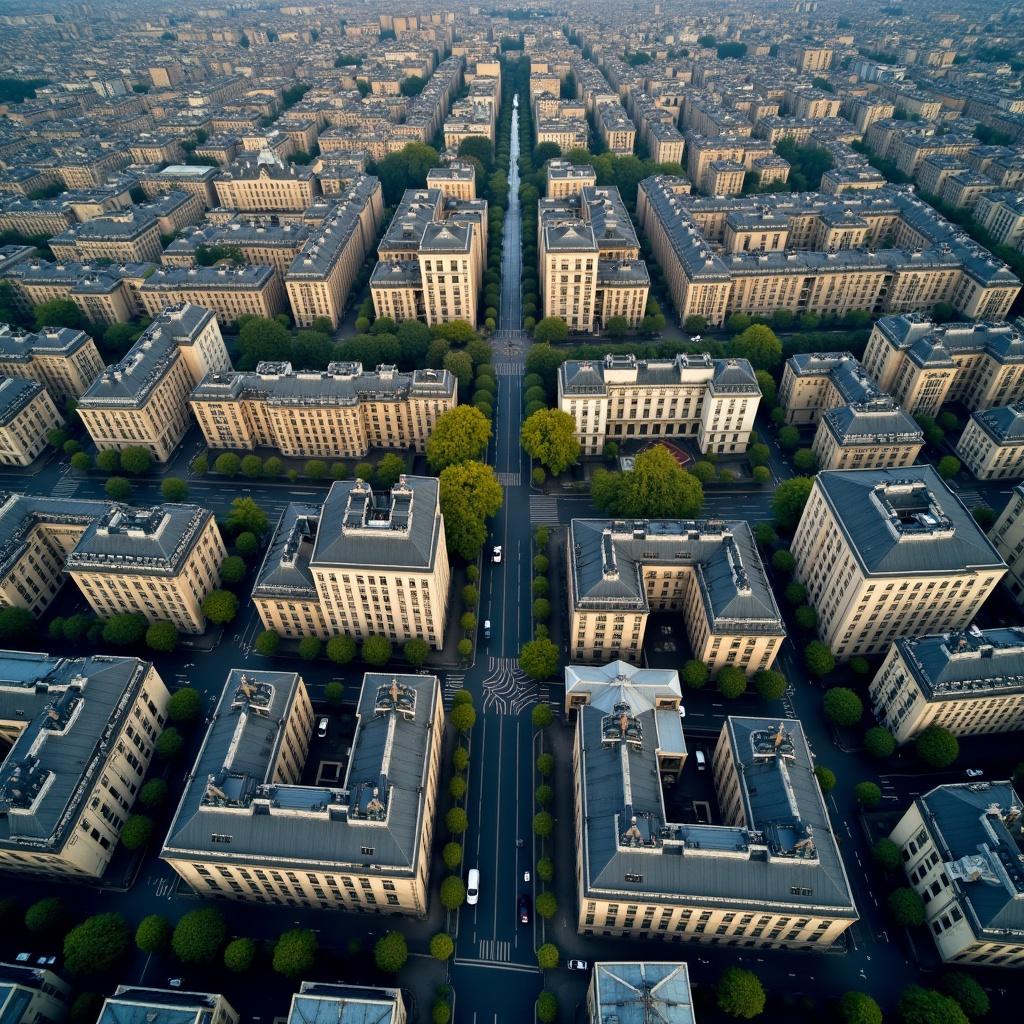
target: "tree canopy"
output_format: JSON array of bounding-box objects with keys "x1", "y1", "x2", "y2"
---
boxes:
[
  {"x1": 63, "y1": 913, "x2": 131, "y2": 975},
  {"x1": 519, "y1": 637, "x2": 559, "y2": 680},
  {"x1": 272, "y1": 928, "x2": 318, "y2": 978},
  {"x1": 172, "y1": 908, "x2": 227, "y2": 964},
  {"x1": 716, "y1": 967, "x2": 766, "y2": 1019},
  {"x1": 730, "y1": 324, "x2": 783, "y2": 371},
  {"x1": 591, "y1": 445, "x2": 703, "y2": 519},
  {"x1": 373, "y1": 931, "x2": 408, "y2": 972},
  {"x1": 374, "y1": 143, "x2": 441, "y2": 204},
  {"x1": 426, "y1": 405, "x2": 492, "y2": 471},
  {"x1": 520, "y1": 408, "x2": 580, "y2": 475},
  {"x1": 438, "y1": 461, "x2": 503, "y2": 559}
]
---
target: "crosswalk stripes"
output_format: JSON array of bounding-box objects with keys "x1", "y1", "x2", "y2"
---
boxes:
[
  {"x1": 496, "y1": 471, "x2": 521, "y2": 486},
  {"x1": 477, "y1": 939, "x2": 511, "y2": 962},
  {"x1": 495, "y1": 362, "x2": 523, "y2": 376},
  {"x1": 529, "y1": 494, "x2": 560, "y2": 524},
  {"x1": 51, "y1": 477, "x2": 79, "y2": 498},
  {"x1": 442, "y1": 673, "x2": 465, "y2": 709},
  {"x1": 956, "y1": 488, "x2": 987, "y2": 509}
]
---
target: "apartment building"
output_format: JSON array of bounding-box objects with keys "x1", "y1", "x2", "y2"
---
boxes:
[
  {"x1": 161, "y1": 669, "x2": 443, "y2": 918},
  {"x1": 78, "y1": 304, "x2": 231, "y2": 462},
  {"x1": 0, "y1": 963, "x2": 69, "y2": 1024},
  {"x1": 869, "y1": 627, "x2": 1024, "y2": 743},
  {"x1": 637, "y1": 178, "x2": 1021, "y2": 328},
  {"x1": 559, "y1": 352, "x2": 760, "y2": 456},
  {"x1": 253, "y1": 476, "x2": 450, "y2": 646},
  {"x1": 863, "y1": 315, "x2": 1024, "y2": 418},
  {"x1": 99, "y1": 988, "x2": 237, "y2": 1024},
  {"x1": 370, "y1": 188, "x2": 485, "y2": 327},
  {"x1": 546, "y1": 160, "x2": 597, "y2": 200},
  {"x1": 66, "y1": 503, "x2": 226, "y2": 634},
  {"x1": 426, "y1": 163, "x2": 476, "y2": 202},
  {"x1": 539, "y1": 186, "x2": 649, "y2": 332},
  {"x1": 284, "y1": 176, "x2": 384, "y2": 328},
  {"x1": 956, "y1": 403, "x2": 1024, "y2": 480},
  {"x1": 138, "y1": 165, "x2": 220, "y2": 210},
  {"x1": 213, "y1": 152, "x2": 320, "y2": 213},
  {"x1": 190, "y1": 362, "x2": 455, "y2": 458},
  {"x1": 0, "y1": 651, "x2": 169, "y2": 878},
  {"x1": 567, "y1": 517, "x2": 785, "y2": 674},
  {"x1": 0, "y1": 378, "x2": 62, "y2": 467},
  {"x1": 596, "y1": 103, "x2": 636, "y2": 156},
  {"x1": 573, "y1": 690, "x2": 857, "y2": 948},
  {"x1": 812, "y1": 399, "x2": 924, "y2": 470},
  {"x1": 586, "y1": 963, "x2": 693, "y2": 1024},
  {"x1": 791, "y1": 468, "x2": 1006, "y2": 661},
  {"x1": 685, "y1": 136, "x2": 775, "y2": 195},
  {"x1": 989, "y1": 484, "x2": 1024, "y2": 608},
  {"x1": 48, "y1": 208, "x2": 163, "y2": 265},
  {"x1": 163, "y1": 220, "x2": 313, "y2": 277},
  {"x1": 888, "y1": 782, "x2": 1024, "y2": 967},
  {"x1": 975, "y1": 192, "x2": 1024, "y2": 251},
  {"x1": 286, "y1": 983, "x2": 406, "y2": 1024},
  {"x1": 138, "y1": 265, "x2": 285, "y2": 326}
]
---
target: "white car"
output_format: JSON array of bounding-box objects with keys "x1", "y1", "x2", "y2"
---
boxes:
[
  {"x1": 467, "y1": 868, "x2": 480, "y2": 906},
  {"x1": 492, "y1": 545, "x2": 503, "y2": 564},
  {"x1": 965, "y1": 768, "x2": 984, "y2": 778},
  {"x1": 168, "y1": 979, "x2": 183, "y2": 989},
  {"x1": 317, "y1": 717, "x2": 328, "y2": 739},
  {"x1": 567, "y1": 959, "x2": 589, "y2": 971}
]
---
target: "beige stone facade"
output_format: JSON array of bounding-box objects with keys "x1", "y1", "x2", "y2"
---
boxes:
[
  {"x1": 791, "y1": 468, "x2": 1006, "y2": 661},
  {"x1": 139, "y1": 265, "x2": 285, "y2": 327},
  {"x1": 559, "y1": 352, "x2": 760, "y2": 456},
  {"x1": 162, "y1": 670, "x2": 443, "y2": 918},
  {"x1": 213, "y1": 154, "x2": 320, "y2": 213},
  {"x1": 888, "y1": 783, "x2": 1024, "y2": 967},
  {"x1": 0, "y1": 652, "x2": 169, "y2": 879},
  {"x1": 253, "y1": 476, "x2": 450, "y2": 646},
  {"x1": 190, "y1": 362, "x2": 455, "y2": 458},
  {"x1": 989, "y1": 484, "x2": 1024, "y2": 607},
  {"x1": 567, "y1": 518, "x2": 784, "y2": 674},
  {"x1": 956, "y1": 404, "x2": 1024, "y2": 480},
  {"x1": 0, "y1": 964, "x2": 69, "y2": 1024},
  {"x1": 0, "y1": 378, "x2": 63, "y2": 466},
  {"x1": 78, "y1": 304, "x2": 231, "y2": 462}
]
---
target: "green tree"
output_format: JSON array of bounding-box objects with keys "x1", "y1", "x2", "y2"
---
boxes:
[
  {"x1": 939, "y1": 973, "x2": 990, "y2": 1020},
  {"x1": 537, "y1": 856, "x2": 554, "y2": 882},
  {"x1": 839, "y1": 991, "x2": 883, "y2": 1024},
  {"x1": 143, "y1": 619, "x2": 178, "y2": 652},
  {"x1": 102, "y1": 612, "x2": 147, "y2": 646},
  {"x1": 155, "y1": 727, "x2": 183, "y2": 759},
  {"x1": 898, "y1": 987, "x2": 969, "y2": 1024},
  {"x1": 731, "y1": 324, "x2": 783, "y2": 371},
  {"x1": 219, "y1": 555, "x2": 247, "y2": 586},
  {"x1": 226, "y1": 497, "x2": 269, "y2": 536},
  {"x1": 105, "y1": 476, "x2": 133, "y2": 501},
  {"x1": 361, "y1": 635, "x2": 392, "y2": 665},
  {"x1": 535, "y1": 891, "x2": 557, "y2": 918},
  {"x1": 34, "y1": 298, "x2": 82, "y2": 330},
  {"x1": 71, "y1": 451, "x2": 92, "y2": 471},
  {"x1": 240, "y1": 454, "x2": 263, "y2": 478},
  {"x1": 223, "y1": 937, "x2": 256, "y2": 973},
  {"x1": 426, "y1": 405, "x2": 492, "y2": 471},
  {"x1": 168, "y1": 687, "x2": 202, "y2": 724},
  {"x1": 213, "y1": 452, "x2": 241, "y2": 477},
  {"x1": 793, "y1": 448, "x2": 818, "y2": 473},
  {"x1": 0, "y1": 607, "x2": 34, "y2": 644},
  {"x1": 445, "y1": 807, "x2": 468, "y2": 834},
  {"x1": 536, "y1": 943, "x2": 559, "y2": 970},
  {"x1": 449, "y1": 775, "x2": 467, "y2": 800},
  {"x1": 519, "y1": 638, "x2": 559, "y2": 680},
  {"x1": 403, "y1": 636, "x2": 429, "y2": 667},
  {"x1": 324, "y1": 681, "x2": 344, "y2": 708},
  {"x1": 716, "y1": 966, "x2": 766, "y2": 1019},
  {"x1": 864, "y1": 726, "x2": 896, "y2": 759},
  {"x1": 754, "y1": 669, "x2": 787, "y2": 700},
  {"x1": 520, "y1": 408, "x2": 580, "y2": 474},
  {"x1": 717, "y1": 666, "x2": 747, "y2": 699},
  {"x1": 531, "y1": 703, "x2": 554, "y2": 729},
  {"x1": 855, "y1": 781, "x2": 883, "y2": 808},
  {"x1": 172, "y1": 907, "x2": 227, "y2": 964},
  {"x1": 161, "y1": 477, "x2": 189, "y2": 501},
  {"x1": 375, "y1": 453, "x2": 406, "y2": 488},
  {"x1": 135, "y1": 914, "x2": 171, "y2": 954},
  {"x1": 120, "y1": 814, "x2": 153, "y2": 850},
  {"x1": 139, "y1": 778, "x2": 168, "y2": 809},
  {"x1": 63, "y1": 913, "x2": 131, "y2": 975},
  {"x1": 453, "y1": 746, "x2": 470, "y2": 771},
  {"x1": 304, "y1": 459, "x2": 328, "y2": 480},
  {"x1": 440, "y1": 875, "x2": 466, "y2": 909},
  {"x1": 533, "y1": 317, "x2": 569, "y2": 344},
  {"x1": 805, "y1": 641, "x2": 836, "y2": 678},
  {"x1": 202, "y1": 589, "x2": 239, "y2": 624},
  {"x1": 442, "y1": 842, "x2": 463, "y2": 870},
  {"x1": 535, "y1": 783, "x2": 553, "y2": 805},
  {"x1": 537, "y1": 753, "x2": 554, "y2": 776},
  {"x1": 430, "y1": 932, "x2": 455, "y2": 960},
  {"x1": 915, "y1": 725, "x2": 959, "y2": 769},
  {"x1": 25, "y1": 897, "x2": 66, "y2": 936},
  {"x1": 96, "y1": 449, "x2": 120, "y2": 472},
  {"x1": 450, "y1": 702, "x2": 477, "y2": 733},
  {"x1": 373, "y1": 931, "x2": 408, "y2": 973},
  {"x1": 255, "y1": 629, "x2": 280, "y2": 656},
  {"x1": 937, "y1": 455, "x2": 961, "y2": 480},
  {"x1": 823, "y1": 687, "x2": 862, "y2": 726},
  {"x1": 119, "y1": 447, "x2": 152, "y2": 474},
  {"x1": 235, "y1": 532, "x2": 259, "y2": 558},
  {"x1": 592, "y1": 445, "x2": 703, "y2": 518},
  {"x1": 536, "y1": 992, "x2": 558, "y2": 1023},
  {"x1": 872, "y1": 837, "x2": 902, "y2": 872},
  {"x1": 814, "y1": 765, "x2": 836, "y2": 793},
  {"x1": 272, "y1": 928, "x2": 317, "y2": 978},
  {"x1": 327, "y1": 634, "x2": 357, "y2": 664},
  {"x1": 533, "y1": 810, "x2": 554, "y2": 837},
  {"x1": 777, "y1": 426, "x2": 800, "y2": 451},
  {"x1": 70, "y1": 995, "x2": 102, "y2": 1024},
  {"x1": 772, "y1": 476, "x2": 814, "y2": 528},
  {"x1": 264, "y1": 456, "x2": 284, "y2": 477},
  {"x1": 682, "y1": 659, "x2": 709, "y2": 689},
  {"x1": 888, "y1": 887, "x2": 926, "y2": 927},
  {"x1": 438, "y1": 461, "x2": 503, "y2": 559},
  {"x1": 298, "y1": 636, "x2": 321, "y2": 661}
]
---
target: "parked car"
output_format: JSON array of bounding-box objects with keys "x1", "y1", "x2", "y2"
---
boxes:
[
  {"x1": 567, "y1": 959, "x2": 589, "y2": 971},
  {"x1": 492, "y1": 545, "x2": 503, "y2": 564},
  {"x1": 483, "y1": 619, "x2": 491, "y2": 639},
  {"x1": 518, "y1": 893, "x2": 531, "y2": 925},
  {"x1": 965, "y1": 768, "x2": 984, "y2": 778},
  {"x1": 467, "y1": 868, "x2": 480, "y2": 906},
  {"x1": 317, "y1": 717, "x2": 328, "y2": 739},
  {"x1": 14, "y1": 953, "x2": 30, "y2": 963},
  {"x1": 168, "y1": 979, "x2": 183, "y2": 989}
]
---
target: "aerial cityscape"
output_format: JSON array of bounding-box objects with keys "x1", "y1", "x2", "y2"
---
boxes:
[{"x1": 3, "y1": 1, "x2": 1024, "y2": 1022}]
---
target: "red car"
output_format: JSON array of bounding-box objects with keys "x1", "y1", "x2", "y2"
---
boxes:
[{"x1": 518, "y1": 893, "x2": 531, "y2": 924}]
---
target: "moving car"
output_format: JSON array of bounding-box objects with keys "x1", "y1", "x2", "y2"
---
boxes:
[
  {"x1": 483, "y1": 619, "x2": 491, "y2": 639},
  {"x1": 694, "y1": 750, "x2": 706, "y2": 771},
  {"x1": 518, "y1": 893, "x2": 531, "y2": 924},
  {"x1": 467, "y1": 868, "x2": 480, "y2": 906},
  {"x1": 168, "y1": 979, "x2": 183, "y2": 989},
  {"x1": 492, "y1": 545, "x2": 503, "y2": 564},
  {"x1": 317, "y1": 717, "x2": 328, "y2": 738},
  {"x1": 567, "y1": 960, "x2": 589, "y2": 971}
]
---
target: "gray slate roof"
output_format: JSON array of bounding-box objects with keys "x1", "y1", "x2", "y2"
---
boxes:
[
  {"x1": 814, "y1": 467, "x2": 1007, "y2": 577},
  {"x1": 971, "y1": 402, "x2": 1024, "y2": 445},
  {"x1": 0, "y1": 377, "x2": 46, "y2": 426}
]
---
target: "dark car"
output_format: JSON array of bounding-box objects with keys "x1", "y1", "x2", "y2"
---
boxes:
[{"x1": 518, "y1": 893, "x2": 531, "y2": 925}]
